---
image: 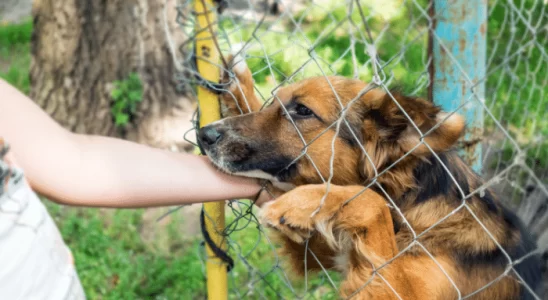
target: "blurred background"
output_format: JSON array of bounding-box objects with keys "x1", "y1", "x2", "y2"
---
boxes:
[{"x1": 1, "y1": 0, "x2": 546, "y2": 299}]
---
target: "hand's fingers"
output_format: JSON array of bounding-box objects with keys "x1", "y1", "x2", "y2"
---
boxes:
[
  {"x1": 254, "y1": 189, "x2": 275, "y2": 208},
  {"x1": 254, "y1": 182, "x2": 286, "y2": 208}
]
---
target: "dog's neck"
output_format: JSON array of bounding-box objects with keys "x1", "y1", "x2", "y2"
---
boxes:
[{"x1": 377, "y1": 151, "x2": 492, "y2": 211}]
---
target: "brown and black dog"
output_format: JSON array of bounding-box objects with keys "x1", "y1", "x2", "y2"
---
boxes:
[{"x1": 197, "y1": 54, "x2": 542, "y2": 299}]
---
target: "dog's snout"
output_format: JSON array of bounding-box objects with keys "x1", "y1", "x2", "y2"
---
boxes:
[{"x1": 199, "y1": 125, "x2": 223, "y2": 147}]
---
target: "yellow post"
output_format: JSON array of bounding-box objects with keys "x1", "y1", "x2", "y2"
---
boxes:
[{"x1": 194, "y1": 1, "x2": 227, "y2": 299}]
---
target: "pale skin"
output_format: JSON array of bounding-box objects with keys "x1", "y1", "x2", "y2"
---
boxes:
[{"x1": 0, "y1": 79, "x2": 273, "y2": 208}]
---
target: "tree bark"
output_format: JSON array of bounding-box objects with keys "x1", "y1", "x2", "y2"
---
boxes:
[{"x1": 30, "y1": 0, "x2": 195, "y2": 151}]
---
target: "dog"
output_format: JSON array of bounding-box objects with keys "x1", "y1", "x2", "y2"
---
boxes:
[{"x1": 197, "y1": 53, "x2": 543, "y2": 299}]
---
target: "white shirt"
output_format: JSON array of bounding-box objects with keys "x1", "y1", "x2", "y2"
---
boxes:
[{"x1": 0, "y1": 158, "x2": 86, "y2": 300}]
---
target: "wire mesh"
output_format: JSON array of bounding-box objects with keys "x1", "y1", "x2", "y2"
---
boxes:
[{"x1": 170, "y1": 0, "x2": 547, "y2": 299}]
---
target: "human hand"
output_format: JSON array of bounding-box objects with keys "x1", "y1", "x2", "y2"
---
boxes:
[{"x1": 253, "y1": 181, "x2": 286, "y2": 208}]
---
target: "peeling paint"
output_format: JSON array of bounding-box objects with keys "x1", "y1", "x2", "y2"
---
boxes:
[
  {"x1": 431, "y1": 0, "x2": 487, "y2": 173},
  {"x1": 480, "y1": 21, "x2": 487, "y2": 36}
]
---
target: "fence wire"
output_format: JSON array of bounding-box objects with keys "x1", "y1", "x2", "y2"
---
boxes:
[{"x1": 170, "y1": 0, "x2": 547, "y2": 299}]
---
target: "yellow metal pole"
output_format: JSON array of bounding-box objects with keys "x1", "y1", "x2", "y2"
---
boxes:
[{"x1": 194, "y1": 1, "x2": 227, "y2": 299}]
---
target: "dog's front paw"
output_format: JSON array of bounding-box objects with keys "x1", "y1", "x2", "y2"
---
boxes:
[{"x1": 259, "y1": 184, "x2": 344, "y2": 244}]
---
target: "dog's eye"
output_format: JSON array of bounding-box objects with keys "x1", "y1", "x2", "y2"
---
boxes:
[{"x1": 295, "y1": 104, "x2": 313, "y2": 116}]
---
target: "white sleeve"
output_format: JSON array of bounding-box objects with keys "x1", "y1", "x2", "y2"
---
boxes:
[{"x1": 0, "y1": 152, "x2": 86, "y2": 300}]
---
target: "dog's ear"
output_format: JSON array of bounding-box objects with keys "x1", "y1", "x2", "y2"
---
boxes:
[{"x1": 365, "y1": 92, "x2": 465, "y2": 155}]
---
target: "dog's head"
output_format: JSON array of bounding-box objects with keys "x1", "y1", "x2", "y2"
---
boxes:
[{"x1": 199, "y1": 76, "x2": 465, "y2": 191}]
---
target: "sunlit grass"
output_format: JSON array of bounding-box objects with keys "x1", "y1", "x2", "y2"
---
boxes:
[
  {"x1": 0, "y1": 20, "x2": 32, "y2": 93},
  {"x1": 0, "y1": 1, "x2": 545, "y2": 297}
]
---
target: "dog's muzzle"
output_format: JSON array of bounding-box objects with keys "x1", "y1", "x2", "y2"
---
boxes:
[{"x1": 198, "y1": 124, "x2": 225, "y2": 153}]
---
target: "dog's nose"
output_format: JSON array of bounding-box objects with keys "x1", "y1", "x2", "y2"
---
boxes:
[{"x1": 199, "y1": 125, "x2": 223, "y2": 147}]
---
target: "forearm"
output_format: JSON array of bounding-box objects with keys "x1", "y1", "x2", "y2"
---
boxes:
[
  {"x1": 58, "y1": 134, "x2": 261, "y2": 207},
  {"x1": 0, "y1": 79, "x2": 261, "y2": 208}
]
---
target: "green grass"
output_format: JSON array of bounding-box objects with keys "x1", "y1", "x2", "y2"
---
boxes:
[
  {"x1": 0, "y1": 1, "x2": 546, "y2": 298},
  {"x1": 0, "y1": 19, "x2": 32, "y2": 94},
  {"x1": 42, "y1": 199, "x2": 338, "y2": 299},
  {"x1": 0, "y1": 19, "x2": 32, "y2": 45},
  {"x1": 45, "y1": 204, "x2": 207, "y2": 299}
]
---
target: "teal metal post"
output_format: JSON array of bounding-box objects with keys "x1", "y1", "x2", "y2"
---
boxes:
[{"x1": 431, "y1": 0, "x2": 487, "y2": 173}]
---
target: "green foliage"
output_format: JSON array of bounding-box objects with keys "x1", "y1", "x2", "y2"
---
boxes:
[
  {"x1": 110, "y1": 73, "x2": 143, "y2": 127},
  {"x1": 220, "y1": 0, "x2": 547, "y2": 169},
  {"x1": 220, "y1": 0, "x2": 430, "y2": 100},
  {"x1": 0, "y1": 20, "x2": 32, "y2": 93},
  {"x1": 484, "y1": 0, "x2": 548, "y2": 169},
  {"x1": 45, "y1": 202, "x2": 206, "y2": 299},
  {"x1": 0, "y1": 19, "x2": 33, "y2": 46},
  {"x1": 1, "y1": 1, "x2": 545, "y2": 298},
  {"x1": 0, "y1": 58, "x2": 30, "y2": 93},
  {"x1": 44, "y1": 199, "x2": 340, "y2": 299}
]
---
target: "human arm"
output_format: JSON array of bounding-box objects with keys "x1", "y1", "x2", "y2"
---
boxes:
[{"x1": 0, "y1": 78, "x2": 267, "y2": 208}]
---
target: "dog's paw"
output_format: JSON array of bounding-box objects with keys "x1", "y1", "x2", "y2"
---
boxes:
[{"x1": 259, "y1": 185, "x2": 344, "y2": 244}]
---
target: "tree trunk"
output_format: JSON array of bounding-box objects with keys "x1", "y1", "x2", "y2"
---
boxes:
[{"x1": 29, "y1": 0, "x2": 195, "y2": 151}]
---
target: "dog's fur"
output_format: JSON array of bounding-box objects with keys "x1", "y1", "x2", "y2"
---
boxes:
[{"x1": 198, "y1": 55, "x2": 543, "y2": 299}]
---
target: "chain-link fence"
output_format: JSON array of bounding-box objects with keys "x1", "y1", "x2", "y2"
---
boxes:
[{"x1": 169, "y1": 0, "x2": 547, "y2": 298}]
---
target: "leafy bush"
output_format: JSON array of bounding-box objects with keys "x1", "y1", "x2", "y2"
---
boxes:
[{"x1": 110, "y1": 73, "x2": 143, "y2": 127}]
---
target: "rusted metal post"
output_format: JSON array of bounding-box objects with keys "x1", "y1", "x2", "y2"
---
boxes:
[
  {"x1": 431, "y1": 0, "x2": 487, "y2": 173},
  {"x1": 194, "y1": 1, "x2": 228, "y2": 299}
]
